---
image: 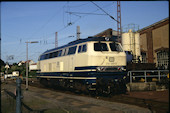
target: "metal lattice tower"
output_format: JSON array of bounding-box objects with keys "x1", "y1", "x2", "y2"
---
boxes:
[
  {"x1": 117, "y1": 1, "x2": 122, "y2": 43},
  {"x1": 55, "y1": 32, "x2": 58, "y2": 48}
]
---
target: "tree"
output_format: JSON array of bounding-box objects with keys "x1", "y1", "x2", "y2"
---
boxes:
[
  {"x1": 0, "y1": 59, "x2": 5, "y2": 67},
  {"x1": 29, "y1": 70, "x2": 37, "y2": 77},
  {"x1": 0, "y1": 59, "x2": 6, "y2": 72}
]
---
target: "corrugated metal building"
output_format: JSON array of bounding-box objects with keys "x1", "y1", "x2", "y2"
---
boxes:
[{"x1": 138, "y1": 17, "x2": 169, "y2": 69}]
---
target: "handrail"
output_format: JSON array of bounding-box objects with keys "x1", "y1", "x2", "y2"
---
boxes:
[{"x1": 128, "y1": 70, "x2": 169, "y2": 83}]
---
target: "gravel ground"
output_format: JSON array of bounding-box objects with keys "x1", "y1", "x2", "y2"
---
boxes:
[
  {"x1": 124, "y1": 90, "x2": 169, "y2": 103},
  {"x1": 1, "y1": 82, "x2": 152, "y2": 113}
]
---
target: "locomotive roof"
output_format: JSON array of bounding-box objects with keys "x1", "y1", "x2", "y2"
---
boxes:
[{"x1": 42, "y1": 36, "x2": 117, "y2": 54}]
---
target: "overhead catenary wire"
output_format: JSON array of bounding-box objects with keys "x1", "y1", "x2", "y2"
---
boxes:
[
  {"x1": 26, "y1": 2, "x2": 115, "y2": 62},
  {"x1": 2, "y1": 1, "x2": 114, "y2": 53},
  {"x1": 66, "y1": 11, "x2": 107, "y2": 15},
  {"x1": 2, "y1": 2, "x2": 116, "y2": 63},
  {"x1": 91, "y1": 1, "x2": 118, "y2": 22},
  {"x1": 1, "y1": 3, "x2": 68, "y2": 63},
  {"x1": 3, "y1": 1, "x2": 114, "y2": 45}
]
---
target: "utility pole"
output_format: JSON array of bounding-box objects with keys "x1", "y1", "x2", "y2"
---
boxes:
[
  {"x1": 25, "y1": 41, "x2": 38, "y2": 90},
  {"x1": 55, "y1": 32, "x2": 58, "y2": 48},
  {"x1": 0, "y1": 2, "x2": 1, "y2": 61},
  {"x1": 16, "y1": 77, "x2": 22, "y2": 113},
  {"x1": 77, "y1": 26, "x2": 80, "y2": 40},
  {"x1": 26, "y1": 42, "x2": 28, "y2": 90},
  {"x1": 117, "y1": 1, "x2": 122, "y2": 44}
]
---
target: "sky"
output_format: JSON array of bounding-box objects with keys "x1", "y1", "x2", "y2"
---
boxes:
[{"x1": 1, "y1": 1, "x2": 169, "y2": 64}]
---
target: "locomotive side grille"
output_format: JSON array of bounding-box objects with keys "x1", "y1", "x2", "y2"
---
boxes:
[
  {"x1": 105, "y1": 67, "x2": 123, "y2": 72},
  {"x1": 105, "y1": 67, "x2": 117, "y2": 71}
]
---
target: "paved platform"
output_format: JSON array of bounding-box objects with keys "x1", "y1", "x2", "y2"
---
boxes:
[{"x1": 1, "y1": 82, "x2": 152, "y2": 113}]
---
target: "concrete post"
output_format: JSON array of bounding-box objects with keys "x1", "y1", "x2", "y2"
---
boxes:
[
  {"x1": 16, "y1": 77, "x2": 22, "y2": 113},
  {"x1": 130, "y1": 71, "x2": 132, "y2": 83},
  {"x1": 26, "y1": 42, "x2": 28, "y2": 90},
  {"x1": 144, "y1": 71, "x2": 147, "y2": 83}
]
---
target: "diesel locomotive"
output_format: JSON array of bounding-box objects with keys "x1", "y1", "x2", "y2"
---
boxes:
[{"x1": 37, "y1": 36, "x2": 127, "y2": 95}]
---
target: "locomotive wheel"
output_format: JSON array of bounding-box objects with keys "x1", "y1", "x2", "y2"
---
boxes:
[{"x1": 40, "y1": 78, "x2": 48, "y2": 87}]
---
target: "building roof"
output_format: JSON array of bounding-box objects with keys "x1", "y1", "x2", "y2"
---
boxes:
[
  {"x1": 94, "y1": 28, "x2": 113, "y2": 37},
  {"x1": 30, "y1": 63, "x2": 37, "y2": 65},
  {"x1": 138, "y1": 17, "x2": 169, "y2": 32}
]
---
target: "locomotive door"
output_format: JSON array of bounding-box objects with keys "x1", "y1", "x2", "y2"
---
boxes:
[
  {"x1": 68, "y1": 46, "x2": 77, "y2": 72},
  {"x1": 69, "y1": 56, "x2": 74, "y2": 71}
]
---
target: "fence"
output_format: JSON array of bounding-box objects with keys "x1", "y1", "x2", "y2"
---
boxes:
[
  {"x1": 2, "y1": 78, "x2": 44, "y2": 113},
  {"x1": 128, "y1": 70, "x2": 169, "y2": 83}
]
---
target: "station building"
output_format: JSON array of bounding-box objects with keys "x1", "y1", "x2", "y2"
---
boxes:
[{"x1": 94, "y1": 17, "x2": 169, "y2": 69}]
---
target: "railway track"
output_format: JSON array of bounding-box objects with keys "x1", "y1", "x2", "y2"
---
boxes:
[{"x1": 5, "y1": 78, "x2": 169, "y2": 113}]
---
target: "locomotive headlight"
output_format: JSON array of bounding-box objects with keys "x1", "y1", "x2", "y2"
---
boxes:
[
  {"x1": 96, "y1": 67, "x2": 106, "y2": 72},
  {"x1": 105, "y1": 37, "x2": 110, "y2": 41},
  {"x1": 96, "y1": 67, "x2": 100, "y2": 71},
  {"x1": 117, "y1": 67, "x2": 121, "y2": 71},
  {"x1": 121, "y1": 67, "x2": 126, "y2": 71},
  {"x1": 117, "y1": 66, "x2": 125, "y2": 71}
]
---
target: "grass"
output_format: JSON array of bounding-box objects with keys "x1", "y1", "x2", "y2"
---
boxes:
[{"x1": 1, "y1": 93, "x2": 16, "y2": 113}]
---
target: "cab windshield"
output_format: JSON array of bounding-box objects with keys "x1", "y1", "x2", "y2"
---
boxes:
[
  {"x1": 94, "y1": 42, "x2": 123, "y2": 52},
  {"x1": 94, "y1": 43, "x2": 108, "y2": 51},
  {"x1": 109, "y1": 43, "x2": 123, "y2": 52}
]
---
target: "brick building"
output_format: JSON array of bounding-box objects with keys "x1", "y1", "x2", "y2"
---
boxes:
[
  {"x1": 94, "y1": 17, "x2": 169, "y2": 69},
  {"x1": 138, "y1": 17, "x2": 169, "y2": 69}
]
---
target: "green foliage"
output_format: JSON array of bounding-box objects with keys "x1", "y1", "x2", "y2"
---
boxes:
[
  {"x1": 1, "y1": 62, "x2": 27, "y2": 77},
  {"x1": 1, "y1": 62, "x2": 38, "y2": 77},
  {"x1": 0, "y1": 59, "x2": 5, "y2": 66},
  {"x1": 1, "y1": 66, "x2": 6, "y2": 72},
  {"x1": 0, "y1": 59, "x2": 6, "y2": 72},
  {"x1": 29, "y1": 70, "x2": 37, "y2": 77}
]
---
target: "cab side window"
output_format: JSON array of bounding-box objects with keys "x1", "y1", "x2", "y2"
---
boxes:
[
  {"x1": 68, "y1": 46, "x2": 77, "y2": 55},
  {"x1": 78, "y1": 44, "x2": 87, "y2": 53}
]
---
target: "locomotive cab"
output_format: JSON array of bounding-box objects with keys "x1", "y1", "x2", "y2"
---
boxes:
[{"x1": 85, "y1": 40, "x2": 126, "y2": 72}]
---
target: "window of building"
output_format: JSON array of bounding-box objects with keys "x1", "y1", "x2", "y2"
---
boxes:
[
  {"x1": 141, "y1": 52, "x2": 147, "y2": 63},
  {"x1": 94, "y1": 43, "x2": 108, "y2": 51},
  {"x1": 157, "y1": 50, "x2": 169, "y2": 69}
]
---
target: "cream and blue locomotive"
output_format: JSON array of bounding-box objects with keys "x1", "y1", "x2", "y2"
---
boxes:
[{"x1": 37, "y1": 36, "x2": 127, "y2": 95}]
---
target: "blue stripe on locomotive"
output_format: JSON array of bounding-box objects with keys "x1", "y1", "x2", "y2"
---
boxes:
[{"x1": 37, "y1": 71, "x2": 127, "y2": 84}]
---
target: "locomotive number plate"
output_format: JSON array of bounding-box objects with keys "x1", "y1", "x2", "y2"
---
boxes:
[{"x1": 109, "y1": 57, "x2": 115, "y2": 62}]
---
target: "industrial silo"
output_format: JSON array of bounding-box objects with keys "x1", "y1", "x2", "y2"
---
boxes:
[{"x1": 122, "y1": 29, "x2": 141, "y2": 63}]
